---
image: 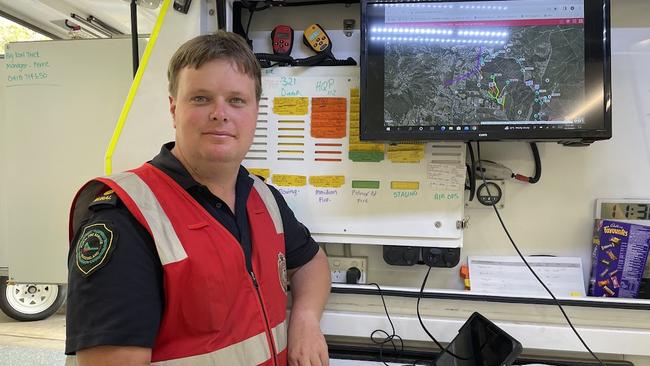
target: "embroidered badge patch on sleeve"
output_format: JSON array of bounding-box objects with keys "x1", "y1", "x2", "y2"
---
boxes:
[{"x1": 75, "y1": 223, "x2": 117, "y2": 277}]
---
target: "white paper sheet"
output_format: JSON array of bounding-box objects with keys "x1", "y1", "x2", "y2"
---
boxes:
[{"x1": 468, "y1": 256, "x2": 586, "y2": 297}]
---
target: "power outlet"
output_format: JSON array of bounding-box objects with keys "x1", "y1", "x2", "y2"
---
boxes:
[{"x1": 327, "y1": 256, "x2": 367, "y2": 284}]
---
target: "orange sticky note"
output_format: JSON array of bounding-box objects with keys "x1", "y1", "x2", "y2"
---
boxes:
[{"x1": 311, "y1": 97, "x2": 347, "y2": 139}]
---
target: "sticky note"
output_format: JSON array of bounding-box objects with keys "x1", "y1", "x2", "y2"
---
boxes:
[
  {"x1": 311, "y1": 97, "x2": 347, "y2": 139},
  {"x1": 348, "y1": 151, "x2": 385, "y2": 162},
  {"x1": 272, "y1": 174, "x2": 307, "y2": 187},
  {"x1": 351, "y1": 180, "x2": 380, "y2": 189},
  {"x1": 349, "y1": 143, "x2": 384, "y2": 152},
  {"x1": 309, "y1": 175, "x2": 345, "y2": 188},
  {"x1": 273, "y1": 97, "x2": 309, "y2": 115},
  {"x1": 248, "y1": 168, "x2": 270, "y2": 180},
  {"x1": 387, "y1": 144, "x2": 425, "y2": 163},
  {"x1": 348, "y1": 106, "x2": 385, "y2": 162},
  {"x1": 390, "y1": 181, "x2": 420, "y2": 190}
]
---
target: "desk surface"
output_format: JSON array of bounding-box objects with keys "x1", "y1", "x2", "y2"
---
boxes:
[
  {"x1": 331, "y1": 361, "x2": 419, "y2": 366},
  {"x1": 330, "y1": 360, "x2": 552, "y2": 366}
]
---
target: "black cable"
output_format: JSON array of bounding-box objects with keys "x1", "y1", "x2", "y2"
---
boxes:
[
  {"x1": 416, "y1": 266, "x2": 471, "y2": 362},
  {"x1": 368, "y1": 283, "x2": 405, "y2": 366},
  {"x1": 245, "y1": 3, "x2": 255, "y2": 39},
  {"x1": 466, "y1": 142, "x2": 476, "y2": 201},
  {"x1": 241, "y1": 1, "x2": 270, "y2": 47},
  {"x1": 528, "y1": 142, "x2": 541, "y2": 183},
  {"x1": 513, "y1": 142, "x2": 542, "y2": 183},
  {"x1": 475, "y1": 141, "x2": 606, "y2": 366}
]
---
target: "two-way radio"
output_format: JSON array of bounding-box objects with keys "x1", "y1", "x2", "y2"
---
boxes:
[
  {"x1": 255, "y1": 25, "x2": 295, "y2": 67},
  {"x1": 302, "y1": 24, "x2": 332, "y2": 57},
  {"x1": 294, "y1": 23, "x2": 356, "y2": 67},
  {"x1": 256, "y1": 23, "x2": 356, "y2": 68},
  {"x1": 271, "y1": 25, "x2": 294, "y2": 56}
]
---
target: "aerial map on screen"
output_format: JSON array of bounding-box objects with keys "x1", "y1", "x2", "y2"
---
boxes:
[{"x1": 383, "y1": 25, "x2": 585, "y2": 126}]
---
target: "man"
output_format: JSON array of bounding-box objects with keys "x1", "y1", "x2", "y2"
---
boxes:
[{"x1": 66, "y1": 31, "x2": 331, "y2": 366}]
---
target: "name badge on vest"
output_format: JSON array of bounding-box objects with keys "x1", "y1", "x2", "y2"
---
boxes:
[{"x1": 278, "y1": 252, "x2": 288, "y2": 294}]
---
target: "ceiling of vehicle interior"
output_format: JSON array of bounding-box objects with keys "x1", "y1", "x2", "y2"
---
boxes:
[{"x1": 0, "y1": 0, "x2": 161, "y2": 39}]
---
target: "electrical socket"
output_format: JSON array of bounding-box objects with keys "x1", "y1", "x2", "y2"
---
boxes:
[{"x1": 327, "y1": 256, "x2": 367, "y2": 284}]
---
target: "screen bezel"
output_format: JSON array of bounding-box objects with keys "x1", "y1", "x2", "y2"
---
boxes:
[
  {"x1": 360, "y1": 0, "x2": 612, "y2": 144},
  {"x1": 434, "y1": 312, "x2": 523, "y2": 366}
]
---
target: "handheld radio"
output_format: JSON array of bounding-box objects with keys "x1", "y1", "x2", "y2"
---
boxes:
[
  {"x1": 302, "y1": 24, "x2": 332, "y2": 57},
  {"x1": 256, "y1": 25, "x2": 294, "y2": 67},
  {"x1": 271, "y1": 25, "x2": 294, "y2": 56},
  {"x1": 293, "y1": 24, "x2": 356, "y2": 67}
]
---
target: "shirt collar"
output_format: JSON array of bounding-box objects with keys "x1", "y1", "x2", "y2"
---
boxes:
[{"x1": 149, "y1": 142, "x2": 253, "y2": 191}]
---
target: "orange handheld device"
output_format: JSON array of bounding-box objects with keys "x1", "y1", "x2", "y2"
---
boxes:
[{"x1": 303, "y1": 24, "x2": 332, "y2": 56}]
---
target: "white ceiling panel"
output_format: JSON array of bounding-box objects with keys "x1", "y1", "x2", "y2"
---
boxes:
[{"x1": 0, "y1": 0, "x2": 160, "y2": 39}]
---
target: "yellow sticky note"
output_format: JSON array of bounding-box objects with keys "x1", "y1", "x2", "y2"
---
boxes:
[
  {"x1": 273, "y1": 97, "x2": 309, "y2": 115},
  {"x1": 391, "y1": 181, "x2": 420, "y2": 190},
  {"x1": 309, "y1": 175, "x2": 345, "y2": 188},
  {"x1": 348, "y1": 134, "x2": 361, "y2": 144},
  {"x1": 389, "y1": 143, "x2": 425, "y2": 151},
  {"x1": 349, "y1": 143, "x2": 385, "y2": 152},
  {"x1": 272, "y1": 174, "x2": 307, "y2": 187},
  {"x1": 388, "y1": 150, "x2": 425, "y2": 163},
  {"x1": 350, "y1": 88, "x2": 360, "y2": 97},
  {"x1": 248, "y1": 168, "x2": 270, "y2": 180},
  {"x1": 387, "y1": 144, "x2": 425, "y2": 163}
]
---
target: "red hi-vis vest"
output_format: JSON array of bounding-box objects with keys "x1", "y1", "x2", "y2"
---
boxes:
[{"x1": 69, "y1": 163, "x2": 288, "y2": 366}]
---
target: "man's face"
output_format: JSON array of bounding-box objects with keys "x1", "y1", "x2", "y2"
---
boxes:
[{"x1": 170, "y1": 59, "x2": 258, "y2": 167}]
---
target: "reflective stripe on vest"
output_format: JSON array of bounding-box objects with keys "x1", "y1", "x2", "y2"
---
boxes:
[
  {"x1": 64, "y1": 321, "x2": 287, "y2": 366},
  {"x1": 105, "y1": 172, "x2": 187, "y2": 265},
  {"x1": 272, "y1": 319, "x2": 288, "y2": 354},
  {"x1": 249, "y1": 174, "x2": 283, "y2": 234},
  {"x1": 152, "y1": 320, "x2": 287, "y2": 365}
]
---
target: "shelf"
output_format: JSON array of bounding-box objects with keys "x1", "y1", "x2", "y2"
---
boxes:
[{"x1": 331, "y1": 283, "x2": 650, "y2": 310}]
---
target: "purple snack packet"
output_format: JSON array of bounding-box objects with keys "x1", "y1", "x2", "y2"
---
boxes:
[{"x1": 590, "y1": 220, "x2": 650, "y2": 298}]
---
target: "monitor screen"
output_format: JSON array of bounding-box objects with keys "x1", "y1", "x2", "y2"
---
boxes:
[
  {"x1": 434, "y1": 312, "x2": 522, "y2": 366},
  {"x1": 360, "y1": 0, "x2": 611, "y2": 144}
]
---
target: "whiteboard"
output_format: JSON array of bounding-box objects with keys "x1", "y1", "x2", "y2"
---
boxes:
[
  {"x1": 2, "y1": 39, "x2": 139, "y2": 283},
  {"x1": 244, "y1": 67, "x2": 466, "y2": 247}
]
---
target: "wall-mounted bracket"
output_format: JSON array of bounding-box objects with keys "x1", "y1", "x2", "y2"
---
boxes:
[{"x1": 343, "y1": 19, "x2": 355, "y2": 37}]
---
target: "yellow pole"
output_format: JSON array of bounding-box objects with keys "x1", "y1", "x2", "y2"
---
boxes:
[{"x1": 104, "y1": 0, "x2": 173, "y2": 175}]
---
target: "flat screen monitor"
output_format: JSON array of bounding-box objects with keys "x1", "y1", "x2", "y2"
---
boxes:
[
  {"x1": 360, "y1": 0, "x2": 612, "y2": 145},
  {"x1": 434, "y1": 312, "x2": 522, "y2": 366}
]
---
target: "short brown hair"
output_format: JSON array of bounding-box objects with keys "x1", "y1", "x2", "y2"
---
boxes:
[{"x1": 167, "y1": 31, "x2": 262, "y2": 101}]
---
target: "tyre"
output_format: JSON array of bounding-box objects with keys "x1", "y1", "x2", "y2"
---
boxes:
[{"x1": 0, "y1": 276, "x2": 67, "y2": 321}]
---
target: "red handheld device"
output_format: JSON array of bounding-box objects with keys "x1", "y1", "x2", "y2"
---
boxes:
[{"x1": 271, "y1": 25, "x2": 294, "y2": 56}]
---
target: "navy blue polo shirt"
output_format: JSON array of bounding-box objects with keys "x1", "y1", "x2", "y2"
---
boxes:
[{"x1": 65, "y1": 142, "x2": 319, "y2": 354}]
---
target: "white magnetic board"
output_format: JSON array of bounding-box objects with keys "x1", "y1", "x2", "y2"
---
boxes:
[
  {"x1": 244, "y1": 67, "x2": 466, "y2": 247},
  {"x1": 2, "y1": 39, "x2": 138, "y2": 283}
]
